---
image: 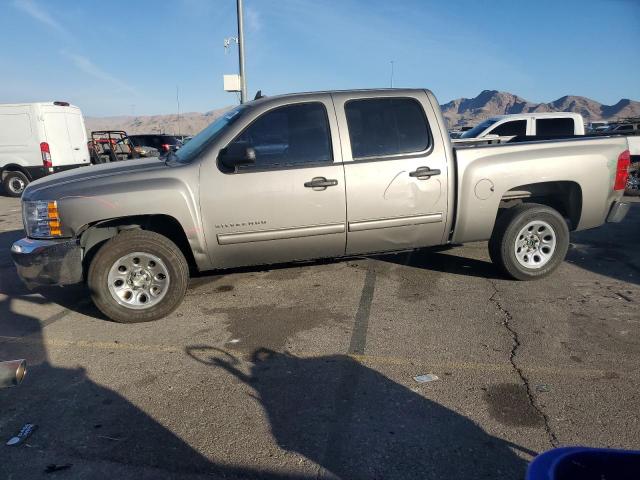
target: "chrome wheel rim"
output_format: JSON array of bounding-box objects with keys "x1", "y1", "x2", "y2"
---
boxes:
[
  {"x1": 107, "y1": 252, "x2": 170, "y2": 309},
  {"x1": 514, "y1": 220, "x2": 556, "y2": 269},
  {"x1": 8, "y1": 177, "x2": 25, "y2": 194}
]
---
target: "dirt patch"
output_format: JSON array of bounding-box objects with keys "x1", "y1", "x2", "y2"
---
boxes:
[{"x1": 483, "y1": 383, "x2": 544, "y2": 427}]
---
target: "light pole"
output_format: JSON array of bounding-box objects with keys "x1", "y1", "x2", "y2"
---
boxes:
[{"x1": 236, "y1": 0, "x2": 247, "y2": 103}]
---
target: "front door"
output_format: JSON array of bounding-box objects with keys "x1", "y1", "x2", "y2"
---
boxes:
[
  {"x1": 200, "y1": 97, "x2": 346, "y2": 269},
  {"x1": 332, "y1": 92, "x2": 449, "y2": 255}
]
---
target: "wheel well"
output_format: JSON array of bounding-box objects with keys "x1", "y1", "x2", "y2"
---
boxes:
[
  {"x1": 80, "y1": 215, "x2": 198, "y2": 277},
  {"x1": 1, "y1": 164, "x2": 30, "y2": 180},
  {"x1": 498, "y1": 181, "x2": 582, "y2": 230}
]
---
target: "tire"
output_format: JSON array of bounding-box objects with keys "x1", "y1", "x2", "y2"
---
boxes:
[
  {"x1": 488, "y1": 203, "x2": 569, "y2": 281},
  {"x1": 625, "y1": 162, "x2": 640, "y2": 196},
  {"x1": 3, "y1": 171, "x2": 29, "y2": 197},
  {"x1": 88, "y1": 230, "x2": 189, "y2": 323}
]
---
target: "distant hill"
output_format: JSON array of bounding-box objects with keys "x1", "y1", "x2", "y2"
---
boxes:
[
  {"x1": 441, "y1": 90, "x2": 640, "y2": 127},
  {"x1": 85, "y1": 91, "x2": 640, "y2": 135}
]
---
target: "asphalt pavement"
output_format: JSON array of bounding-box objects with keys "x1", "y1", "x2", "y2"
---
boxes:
[{"x1": 0, "y1": 195, "x2": 638, "y2": 479}]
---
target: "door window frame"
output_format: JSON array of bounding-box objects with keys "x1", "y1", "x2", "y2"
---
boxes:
[
  {"x1": 344, "y1": 96, "x2": 434, "y2": 163},
  {"x1": 217, "y1": 101, "x2": 336, "y2": 174}
]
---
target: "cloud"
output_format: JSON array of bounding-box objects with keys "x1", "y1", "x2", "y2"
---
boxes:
[
  {"x1": 60, "y1": 51, "x2": 136, "y2": 94},
  {"x1": 13, "y1": 0, "x2": 69, "y2": 36},
  {"x1": 245, "y1": 6, "x2": 261, "y2": 32}
]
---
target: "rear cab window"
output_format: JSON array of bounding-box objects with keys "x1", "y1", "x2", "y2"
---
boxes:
[
  {"x1": 344, "y1": 97, "x2": 431, "y2": 158},
  {"x1": 536, "y1": 117, "x2": 575, "y2": 136}
]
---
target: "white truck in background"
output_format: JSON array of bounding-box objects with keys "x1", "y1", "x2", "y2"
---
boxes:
[
  {"x1": 455, "y1": 112, "x2": 585, "y2": 143},
  {"x1": 0, "y1": 102, "x2": 91, "y2": 197}
]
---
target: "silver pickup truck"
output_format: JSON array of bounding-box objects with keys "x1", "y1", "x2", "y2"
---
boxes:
[{"x1": 11, "y1": 89, "x2": 632, "y2": 323}]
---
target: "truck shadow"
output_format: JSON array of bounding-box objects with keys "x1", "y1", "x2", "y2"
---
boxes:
[
  {"x1": 186, "y1": 346, "x2": 532, "y2": 479},
  {"x1": 0, "y1": 292, "x2": 531, "y2": 478},
  {"x1": 566, "y1": 201, "x2": 640, "y2": 286}
]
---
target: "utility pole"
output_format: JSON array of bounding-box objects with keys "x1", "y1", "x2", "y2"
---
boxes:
[
  {"x1": 176, "y1": 85, "x2": 182, "y2": 136},
  {"x1": 390, "y1": 60, "x2": 395, "y2": 88},
  {"x1": 237, "y1": 0, "x2": 247, "y2": 103}
]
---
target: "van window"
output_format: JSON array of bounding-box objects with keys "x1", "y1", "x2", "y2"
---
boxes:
[
  {"x1": 0, "y1": 113, "x2": 32, "y2": 146},
  {"x1": 536, "y1": 118, "x2": 575, "y2": 136},
  {"x1": 345, "y1": 98, "x2": 430, "y2": 158},
  {"x1": 226, "y1": 102, "x2": 332, "y2": 170},
  {"x1": 489, "y1": 120, "x2": 527, "y2": 137}
]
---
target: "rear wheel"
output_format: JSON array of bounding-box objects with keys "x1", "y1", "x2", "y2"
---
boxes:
[
  {"x1": 489, "y1": 203, "x2": 569, "y2": 280},
  {"x1": 3, "y1": 171, "x2": 29, "y2": 197},
  {"x1": 88, "y1": 230, "x2": 189, "y2": 323}
]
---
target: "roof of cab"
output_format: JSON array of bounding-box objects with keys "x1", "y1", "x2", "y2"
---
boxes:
[{"x1": 247, "y1": 88, "x2": 432, "y2": 106}]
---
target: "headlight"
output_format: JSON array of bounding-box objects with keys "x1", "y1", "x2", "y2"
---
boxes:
[{"x1": 23, "y1": 200, "x2": 63, "y2": 238}]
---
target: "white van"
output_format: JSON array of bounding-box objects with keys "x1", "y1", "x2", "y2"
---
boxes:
[
  {"x1": 0, "y1": 102, "x2": 90, "y2": 196},
  {"x1": 459, "y1": 112, "x2": 585, "y2": 140}
]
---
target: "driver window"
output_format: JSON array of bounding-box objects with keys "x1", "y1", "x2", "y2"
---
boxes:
[{"x1": 229, "y1": 102, "x2": 332, "y2": 169}]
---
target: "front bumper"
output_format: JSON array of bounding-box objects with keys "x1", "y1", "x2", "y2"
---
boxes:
[
  {"x1": 11, "y1": 237, "x2": 83, "y2": 288},
  {"x1": 606, "y1": 201, "x2": 631, "y2": 223}
]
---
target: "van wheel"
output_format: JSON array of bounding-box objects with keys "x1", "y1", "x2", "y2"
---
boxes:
[
  {"x1": 88, "y1": 230, "x2": 189, "y2": 323},
  {"x1": 488, "y1": 203, "x2": 569, "y2": 280},
  {"x1": 3, "y1": 171, "x2": 29, "y2": 197}
]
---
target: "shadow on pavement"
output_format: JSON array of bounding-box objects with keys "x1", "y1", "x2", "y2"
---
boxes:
[
  {"x1": 0, "y1": 290, "x2": 531, "y2": 478},
  {"x1": 567, "y1": 201, "x2": 640, "y2": 285},
  {"x1": 187, "y1": 346, "x2": 532, "y2": 479}
]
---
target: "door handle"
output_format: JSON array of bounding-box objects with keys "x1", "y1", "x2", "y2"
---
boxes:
[
  {"x1": 409, "y1": 166, "x2": 441, "y2": 179},
  {"x1": 304, "y1": 177, "x2": 338, "y2": 189},
  {"x1": 74, "y1": 147, "x2": 80, "y2": 150}
]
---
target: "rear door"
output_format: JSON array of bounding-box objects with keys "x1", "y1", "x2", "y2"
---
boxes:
[
  {"x1": 64, "y1": 110, "x2": 90, "y2": 165},
  {"x1": 200, "y1": 96, "x2": 347, "y2": 268},
  {"x1": 333, "y1": 91, "x2": 449, "y2": 255},
  {"x1": 42, "y1": 111, "x2": 74, "y2": 167}
]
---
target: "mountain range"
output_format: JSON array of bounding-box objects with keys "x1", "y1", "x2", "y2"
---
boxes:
[{"x1": 85, "y1": 90, "x2": 640, "y2": 135}]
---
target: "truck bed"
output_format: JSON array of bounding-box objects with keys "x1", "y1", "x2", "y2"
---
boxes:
[{"x1": 450, "y1": 135, "x2": 630, "y2": 244}]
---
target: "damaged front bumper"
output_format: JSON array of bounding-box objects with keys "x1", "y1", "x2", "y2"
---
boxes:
[{"x1": 11, "y1": 237, "x2": 83, "y2": 288}]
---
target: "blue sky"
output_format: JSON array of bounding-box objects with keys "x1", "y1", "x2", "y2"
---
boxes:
[{"x1": 1, "y1": 0, "x2": 638, "y2": 116}]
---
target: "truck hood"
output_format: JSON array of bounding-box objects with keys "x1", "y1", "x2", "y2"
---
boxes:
[{"x1": 23, "y1": 158, "x2": 171, "y2": 201}]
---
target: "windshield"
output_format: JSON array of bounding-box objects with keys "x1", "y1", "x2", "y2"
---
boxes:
[
  {"x1": 460, "y1": 118, "x2": 499, "y2": 138},
  {"x1": 173, "y1": 105, "x2": 247, "y2": 163}
]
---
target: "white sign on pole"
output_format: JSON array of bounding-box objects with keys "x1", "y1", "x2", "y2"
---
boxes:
[{"x1": 223, "y1": 74, "x2": 241, "y2": 92}]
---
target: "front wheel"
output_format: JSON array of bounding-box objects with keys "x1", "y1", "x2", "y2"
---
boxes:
[
  {"x1": 489, "y1": 203, "x2": 569, "y2": 281},
  {"x1": 88, "y1": 230, "x2": 189, "y2": 323}
]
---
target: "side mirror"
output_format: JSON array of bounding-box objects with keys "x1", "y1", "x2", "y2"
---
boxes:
[{"x1": 219, "y1": 143, "x2": 256, "y2": 170}]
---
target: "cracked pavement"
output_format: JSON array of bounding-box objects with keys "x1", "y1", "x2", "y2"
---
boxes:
[{"x1": 1, "y1": 196, "x2": 639, "y2": 479}]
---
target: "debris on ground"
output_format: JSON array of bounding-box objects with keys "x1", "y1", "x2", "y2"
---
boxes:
[
  {"x1": 5, "y1": 423, "x2": 37, "y2": 446},
  {"x1": 536, "y1": 384, "x2": 550, "y2": 393},
  {"x1": 413, "y1": 374, "x2": 439, "y2": 383},
  {"x1": 45, "y1": 464, "x2": 72, "y2": 473}
]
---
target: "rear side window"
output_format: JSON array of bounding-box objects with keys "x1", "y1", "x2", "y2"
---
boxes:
[
  {"x1": 228, "y1": 102, "x2": 332, "y2": 169},
  {"x1": 617, "y1": 125, "x2": 633, "y2": 132},
  {"x1": 345, "y1": 98, "x2": 430, "y2": 158},
  {"x1": 536, "y1": 118, "x2": 575, "y2": 136},
  {"x1": 489, "y1": 120, "x2": 527, "y2": 136}
]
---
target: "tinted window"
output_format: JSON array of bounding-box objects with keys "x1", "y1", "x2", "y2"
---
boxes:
[
  {"x1": 460, "y1": 118, "x2": 498, "y2": 138},
  {"x1": 536, "y1": 118, "x2": 575, "y2": 136},
  {"x1": 617, "y1": 125, "x2": 633, "y2": 132},
  {"x1": 345, "y1": 98, "x2": 430, "y2": 158},
  {"x1": 228, "y1": 102, "x2": 332, "y2": 169},
  {"x1": 489, "y1": 120, "x2": 527, "y2": 137}
]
